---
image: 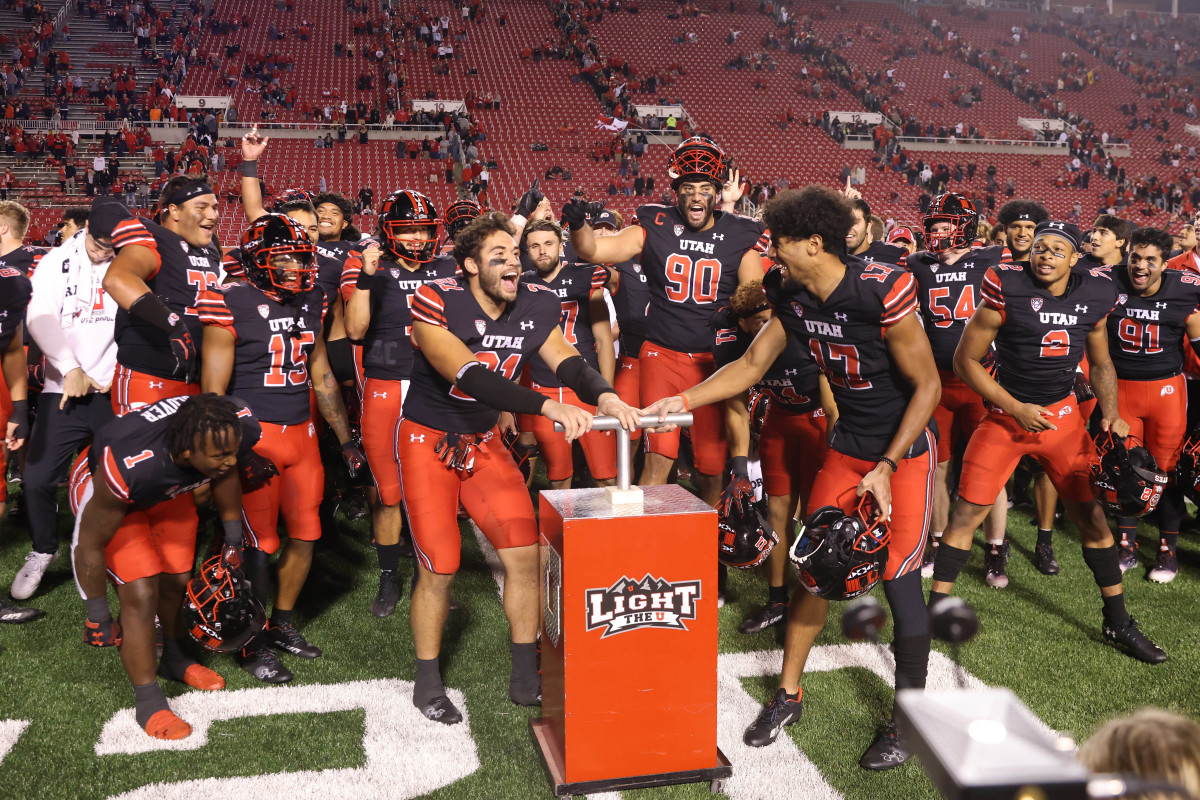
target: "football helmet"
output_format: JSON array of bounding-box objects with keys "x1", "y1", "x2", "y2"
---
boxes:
[
  {"x1": 718, "y1": 488, "x2": 777, "y2": 569},
  {"x1": 1176, "y1": 433, "x2": 1200, "y2": 506},
  {"x1": 240, "y1": 213, "x2": 317, "y2": 301},
  {"x1": 1090, "y1": 433, "x2": 1168, "y2": 518},
  {"x1": 378, "y1": 190, "x2": 442, "y2": 263},
  {"x1": 272, "y1": 187, "x2": 315, "y2": 212},
  {"x1": 923, "y1": 193, "x2": 980, "y2": 253},
  {"x1": 443, "y1": 199, "x2": 482, "y2": 241},
  {"x1": 668, "y1": 136, "x2": 729, "y2": 190},
  {"x1": 183, "y1": 554, "x2": 267, "y2": 653},
  {"x1": 790, "y1": 494, "x2": 890, "y2": 601}
]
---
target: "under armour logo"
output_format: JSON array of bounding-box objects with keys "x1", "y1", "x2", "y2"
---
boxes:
[
  {"x1": 520, "y1": 321, "x2": 534, "y2": 330},
  {"x1": 961, "y1": 261, "x2": 975, "y2": 269},
  {"x1": 785, "y1": 368, "x2": 798, "y2": 375},
  {"x1": 646, "y1": 350, "x2": 659, "y2": 357},
  {"x1": 561, "y1": 278, "x2": 572, "y2": 285},
  {"x1": 148, "y1": 382, "x2": 163, "y2": 389},
  {"x1": 373, "y1": 391, "x2": 388, "y2": 398},
  {"x1": 712, "y1": 233, "x2": 725, "y2": 240},
  {"x1": 425, "y1": 269, "x2": 436, "y2": 277},
  {"x1": 835, "y1": 312, "x2": 848, "y2": 321},
  {"x1": 1047, "y1": 222, "x2": 1066, "y2": 230},
  {"x1": 1075, "y1": 305, "x2": 1088, "y2": 313},
  {"x1": 1156, "y1": 302, "x2": 1168, "y2": 309},
  {"x1": 302, "y1": 304, "x2": 309, "y2": 313},
  {"x1": 410, "y1": 433, "x2": 425, "y2": 442}
]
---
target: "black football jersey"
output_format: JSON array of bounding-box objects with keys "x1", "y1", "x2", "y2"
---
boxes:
[
  {"x1": 711, "y1": 309, "x2": 821, "y2": 413},
  {"x1": 407, "y1": 277, "x2": 562, "y2": 433},
  {"x1": 196, "y1": 283, "x2": 326, "y2": 425},
  {"x1": 606, "y1": 258, "x2": 649, "y2": 359},
  {"x1": 359, "y1": 253, "x2": 460, "y2": 381},
  {"x1": 88, "y1": 394, "x2": 262, "y2": 508},
  {"x1": 909, "y1": 245, "x2": 1010, "y2": 370},
  {"x1": 110, "y1": 218, "x2": 223, "y2": 380},
  {"x1": 525, "y1": 263, "x2": 608, "y2": 388},
  {"x1": 636, "y1": 204, "x2": 764, "y2": 352},
  {"x1": 980, "y1": 264, "x2": 1119, "y2": 405},
  {"x1": 0, "y1": 266, "x2": 32, "y2": 353},
  {"x1": 1107, "y1": 267, "x2": 1200, "y2": 381},
  {"x1": 0, "y1": 244, "x2": 46, "y2": 276},
  {"x1": 764, "y1": 259, "x2": 930, "y2": 461},
  {"x1": 859, "y1": 240, "x2": 909, "y2": 269}
]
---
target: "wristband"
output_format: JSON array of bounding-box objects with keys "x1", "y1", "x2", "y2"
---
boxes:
[
  {"x1": 877, "y1": 456, "x2": 898, "y2": 472},
  {"x1": 678, "y1": 393, "x2": 690, "y2": 411},
  {"x1": 731, "y1": 455, "x2": 749, "y2": 478},
  {"x1": 241, "y1": 160, "x2": 258, "y2": 178},
  {"x1": 355, "y1": 271, "x2": 374, "y2": 290},
  {"x1": 222, "y1": 518, "x2": 243, "y2": 547}
]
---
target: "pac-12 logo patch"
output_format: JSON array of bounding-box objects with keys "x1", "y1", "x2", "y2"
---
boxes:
[
  {"x1": 474, "y1": 319, "x2": 487, "y2": 335},
  {"x1": 674, "y1": 225, "x2": 684, "y2": 236},
  {"x1": 258, "y1": 304, "x2": 270, "y2": 318},
  {"x1": 1030, "y1": 298, "x2": 1043, "y2": 311},
  {"x1": 584, "y1": 574, "x2": 700, "y2": 638}
]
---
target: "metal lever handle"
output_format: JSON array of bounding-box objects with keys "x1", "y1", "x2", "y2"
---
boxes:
[{"x1": 554, "y1": 413, "x2": 694, "y2": 492}]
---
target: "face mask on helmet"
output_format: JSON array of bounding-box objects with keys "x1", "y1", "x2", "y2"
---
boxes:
[
  {"x1": 273, "y1": 188, "x2": 315, "y2": 213},
  {"x1": 718, "y1": 488, "x2": 777, "y2": 569},
  {"x1": 241, "y1": 214, "x2": 318, "y2": 300},
  {"x1": 789, "y1": 494, "x2": 890, "y2": 601},
  {"x1": 379, "y1": 191, "x2": 442, "y2": 263},
  {"x1": 1090, "y1": 432, "x2": 1168, "y2": 518},
  {"x1": 183, "y1": 555, "x2": 267, "y2": 653},
  {"x1": 668, "y1": 136, "x2": 729, "y2": 192},
  {"x1": 1176, "y1": 433, "x2": 1200, "y2": 506},
  {"x1": 923, "y1": 194, "x2": 979, "y2": 254},
  {"x1": 444, "y1": 200, "x2": 482, "y2": 241}
]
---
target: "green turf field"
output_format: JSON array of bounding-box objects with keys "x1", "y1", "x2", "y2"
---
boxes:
[{"x1": 0, "y1": 479, "x2": 1196, "y2": 800}]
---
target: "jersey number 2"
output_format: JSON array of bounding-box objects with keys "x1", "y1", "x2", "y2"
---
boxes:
[{"x1": 1039, "y1": 329, "x2": 1070, "y2": 357}]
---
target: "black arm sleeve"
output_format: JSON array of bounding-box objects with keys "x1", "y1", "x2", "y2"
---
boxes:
[
  {"x1": 555, "y1": 355, "x2": 615, "y2": 406},
  {"x1": 455, "y1": 362, "x2": 548, "y2": 415},
  {"x1": 128, "y1": 291, "x2": 181, "y2": 334}
]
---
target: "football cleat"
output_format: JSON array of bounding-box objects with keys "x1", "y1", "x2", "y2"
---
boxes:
[
  {"x1": 1103, "y1": 616, "x2": 1166, "y2": 664},
  {"x1": 920, "y1": 535, "x2": 939, "y2": 578},
  {"x1": 239, "y1": 646, "x2": 295, "y2": 683},
  {"x1": 1032, "y1": 542, "x2": 1060, "y2": 575},
  {"x1": 173, "y1": 663, "x2": 226, "y2": 691},
  {"x1": 143, "y1": 709, "x2": 193, "y2": 740},
  {"x1": 371, "y1": 570, "x2": 402, "y2": 618},
  {"x1": 1118, "y1": 542, "x2": 1138, "y2": 573},
  {"x1": 266, "y1": 619, "x2": 322, "y2": 659},
  {"x1": 1147, "y1": 549, "x2": 1178, "y2": 584},
  {"x1": 84, "y1": 617, "x2": 123, "y2": 647},
  {"x1": 0, "y1": 597, "x2": 40, "y2": 624},
  {"x1": 983, "y1": 541, "x2": 1009, "y2": 589},
  {"x1": 860, "y1": 721, "x2": 911, "y2": 770},
  {"x1": 743, "y1": 688, "x2": 803, "y2": 747},
  {"x1": 737, "y1": 601, "x2": 787, "y2": 635},
  {"x1": 419, "y1": 695, "x2": 463, "y2": 725}
]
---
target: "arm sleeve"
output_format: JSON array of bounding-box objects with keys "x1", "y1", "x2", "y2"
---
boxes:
[
  {"x1": 455, "y1": 362, "x2": 547, "y2": 415},
  {"x1": 555, "y1": 354, "x2": 615, "y2": 406}
]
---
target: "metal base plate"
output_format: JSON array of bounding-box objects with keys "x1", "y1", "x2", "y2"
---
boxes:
[{"x1": 529, "y1": 718, "x2": 732, "y2": 797}]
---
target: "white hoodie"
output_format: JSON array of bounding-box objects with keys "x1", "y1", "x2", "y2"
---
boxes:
[{"x1": 25, "y1": 231, "x2": 119, "y2": 395}]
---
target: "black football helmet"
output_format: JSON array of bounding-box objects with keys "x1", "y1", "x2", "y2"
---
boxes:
[
  {"x1": 378, "y1": 190, "x2": 442, "y2": 263},
  {"x1": 444, "y1": 199, "x2": 482, "y2": 241},
  {"x1": 273, "y1": 187, "x2": 315, "y2": 212},
  {"x1": 790, "y1": 494, "x2": 890, "y2": 601},
  {"x1": 923, "y1": 192, "x2": 980, "y2": 253},
  {"x1": 1090, "y1": 433, "x2": 1168, "y2": 518},
  {"x1": 668, "y1": 136, "x2": 730, "y2": 191},
  {"x1": 183, "y1": 555, "x2": 267, "y2": 653},
  {"x1": 240, "y1": 213, "x2": 317, "y2": 301},
  {"x1": 1175, "y1": 433, "x2": 1200, "y2": 506},
  {"x1": 718, "y1": 488, "x2": 777, "y2": 569}
]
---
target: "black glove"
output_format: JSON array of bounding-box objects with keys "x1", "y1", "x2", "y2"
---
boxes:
[
  {"x1": 720, "y1": 456, "x2": 755, "y2": 519},
  {"x1": 561, "y1": 198, "x2": 589, "y2": 231},
  {"x1": 1073, "y1": 371, "x2": 1095, "y2": 403},
  {"x1": 7, "y1": 398, "x2": 28, "y2": 442},
  {"x1": 515, "y1": 179, "x2": 544, "y2": 218},
  {"x1": 168, "y1": 326, "x2": 197, "y2": 383},
  {"x1": 584, "y1": 199, "x2": 606, "y2": 222},
  {"x1": 341, "y1": 441, "x2": 367, "y2": 479},
  {"x1": 239, "y1": 451, "x2": 280, "y2": 492},
  {"x1": 434, "y1": 432, "x2": 478, "y2": 477}
]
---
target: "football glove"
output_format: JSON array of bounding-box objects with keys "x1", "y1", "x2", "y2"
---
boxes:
[
  {"x1": 435, "y1": 432, "x2": 478, "y2": 477},
  {"x1": 584, "y1": 199, "x2": 607, "y2": 222},
  {"x1": 84, "y1": 617, "x2": 123, "y2": 648},
  {"x1": 1073, "y1": 371, "x2": 1095, "y2": 402},
  {"x1": 341, "y1": 442, "x2": 367, "y2": 479},
  {"x1": 168, "y1": 326, "x2": 197, "y2": 383},
  {"x1": 7, "y1": 398, "x2": 28, "y2": 442},
  {"x1": 239, "y1": 451, "x2": 280, "y2": 492},
  {"x1": 720, "y1": 456, "x2": 755, "y2": 519},
  {"x1": 515, "y1": 180, "x2": 544, "y2": 218},
  {"x1": 561, "y1": 198, "x2": 589, "y2": 231}
]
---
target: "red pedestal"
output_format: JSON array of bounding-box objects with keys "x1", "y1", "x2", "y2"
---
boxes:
[{"x1": 531, "y1": 485, "x2": 731, "y2": 796}]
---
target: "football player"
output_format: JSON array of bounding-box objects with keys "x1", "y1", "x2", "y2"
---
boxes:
[
  {"x1": 198, "y1": 214, "x2": 365, "y2": 682},
  {"x1": 71, "y1": 393, "x2": 260, "y2": 739},
  {"x1": 908, "y1": 193, "x2": 1011, "y2": 587},
  {"x1": 1079, "y1": 214, "x2": 1131, "y2": 273},
  {"x1": 595, "y1": 211, "x2": 649, "y2": 425},
  {"x1": 647, "y1": 186, "x2": 941, "y2": 770},
  {"x1": 343, "y1": 190, "x2": 458, "y2": 616},
  {"x1": 930, "y1": 220, "x2": 1166, "y2": 663},
  {"x1": 846, "y1": 193, "x2": 908, "y2": 267},
  {"x1": 518, "y1": 218, "x2": 617, "y2": 489},
  {"x1": 1166, "y1": 213, "x2": 1199, "y2": 274},
  {"x1": 103, "y1": 177, "x2": 222, "y2": 413},
  {"x1": 403, "y1": 212, "x2": 639, "y2": 723},
  {"x1": 712, "y1": 281, "x2": 833, "y2": 634},
  {"x1": 0, "y1": 200, "x2": 48, "y2": 275},
  {"x1": 1107, "y1": 227, "x2": 1200, "y2": 582},
  {"x1": 567, "y1": 136, "x2": 764, "y2": 505}
]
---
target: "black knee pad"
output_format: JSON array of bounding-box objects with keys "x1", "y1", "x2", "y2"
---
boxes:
[
  {"x1": 1081, "y1": 544, "x2": 1122, "y2": 589},
  {"x1": 931, "y1": 543, "x2": 971, "y2": 585}
]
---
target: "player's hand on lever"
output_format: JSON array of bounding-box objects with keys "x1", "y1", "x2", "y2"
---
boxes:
[
  {"x1": 857, "y1": 466, "x2": 893, "y2": 522},
  {"x1": 1100, "y1": 414, "x2": 1130, "y2": 438},
  {"x1": 595, "y1": 392, "x2": 640, "y2": 432},
  {"x1": 641, "y1": 394, "x2": 688, "y2": 433},
  {"x1": 542, "y1": 399, "x2": 592, "y2": 442},
  {"x1": 1011, "y1": 402, "x2": 1057, "y2": 433}
]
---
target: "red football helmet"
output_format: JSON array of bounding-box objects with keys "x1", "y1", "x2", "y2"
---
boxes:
[
  {"x1": 923, "y1": 193, "x2": 980, "y2": 253},
  {"x1": 378, "y1": 190, "x2": 442, "y2": 263},
  {"x1": 183, "y1": 555, "x2": 267, "y2": 653},
  {"x1": 240, "y1": 213, "x2": 318, "y2": 300},
  {"x1": 667, "y1": 136, "x2": 730, "y2": 191}
]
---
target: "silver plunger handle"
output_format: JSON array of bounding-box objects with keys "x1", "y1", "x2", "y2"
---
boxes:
[{"x1": 554, "y1": 413, "x2": 694, "y2": 492}]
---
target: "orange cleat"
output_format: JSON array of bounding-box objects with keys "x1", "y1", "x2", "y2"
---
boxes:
[
  {"x1": 181, "y1": 663, "x2": 225, "y2": 691},
  {"x1": 143, "y1": 709, "x2": 192, "y2": 740}
]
